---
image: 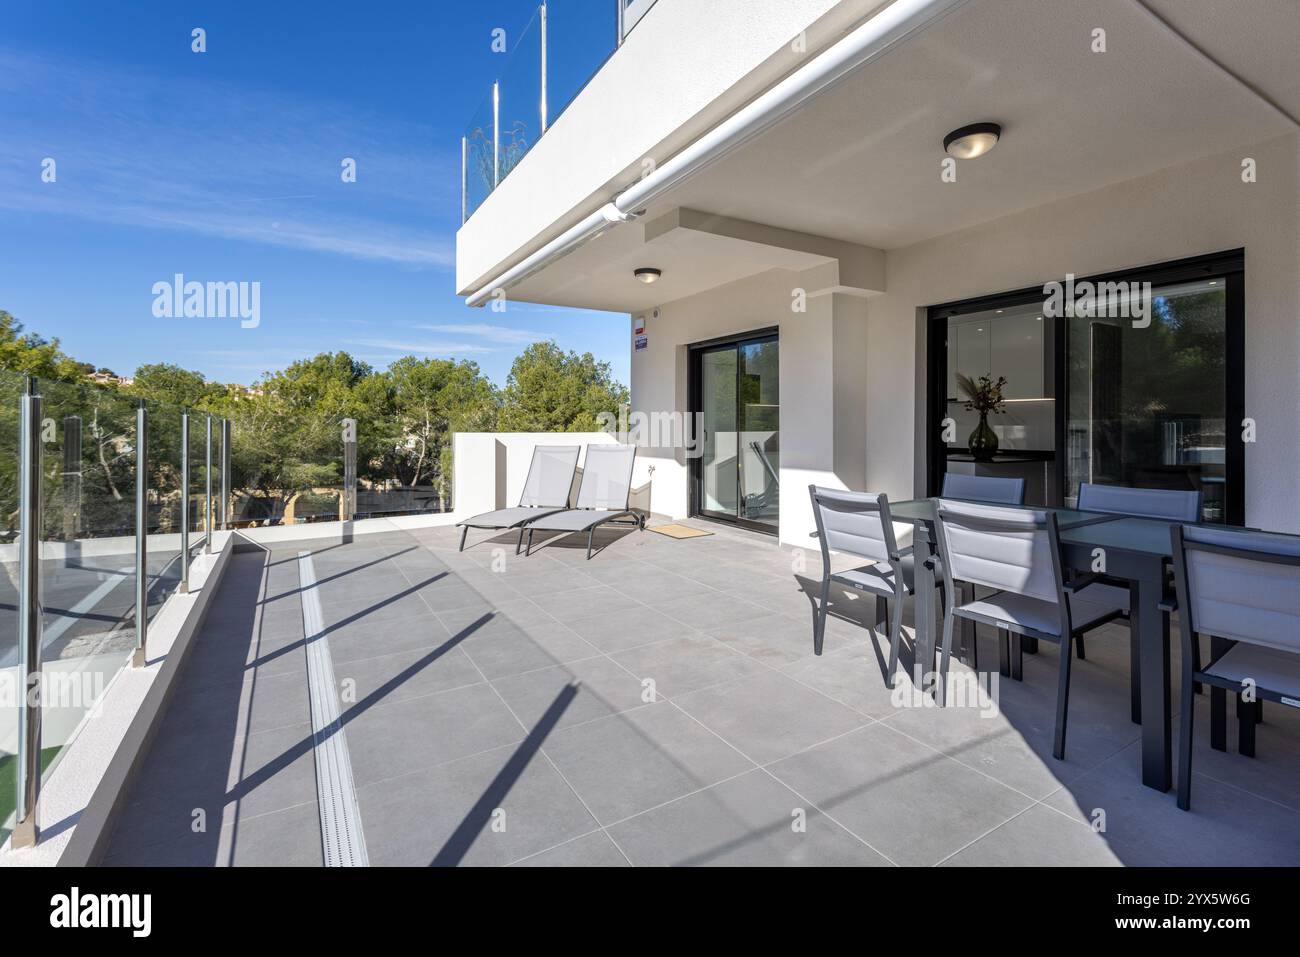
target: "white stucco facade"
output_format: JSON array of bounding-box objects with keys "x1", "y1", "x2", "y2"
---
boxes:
[{"x1": 455, "y1": 0, "x2": 1300, "y2": 545}]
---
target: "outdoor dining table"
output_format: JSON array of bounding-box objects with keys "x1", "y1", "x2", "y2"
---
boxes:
[{"x1": 889, "y1": 499, "x2": 1182, "y2": 792}]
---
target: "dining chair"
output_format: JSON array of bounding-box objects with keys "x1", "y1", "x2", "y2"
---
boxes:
[
  {"x1": 939, "y1": 473, "x2": 1027, "y2": 664},
  {"x1": 941, "y1": 473, "x2": 1026, "y2": 505},
  {"x1": 1078, "y1": 483, "x2": 1202, "y2": 523},
  {"x1": 1170, "y1": 524, "x2": 1300, "y2": 810},
  {"x1": 808, "y1": 486, "x2": 920, "y2": 685},
  {"x1": 1071, "y1": 484, "x2": 1205, "y2": 723},
  {"x1": 930, "y1": 499, "x2": 1127, "y2": 759}
]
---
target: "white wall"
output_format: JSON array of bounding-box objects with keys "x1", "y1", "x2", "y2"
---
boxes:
[
  {"x1": 626, "y1": 132, "x2": 1300, "y2": 541},
  {"x1": 450, "y1": 432, "x2": 657, "y2": 520},
  {"x1": 630, "y1": 269, "x2": 869, "y2": 545},
  {"x1": 867, "y1": 132, "x2": 1300, "y2": 530}
]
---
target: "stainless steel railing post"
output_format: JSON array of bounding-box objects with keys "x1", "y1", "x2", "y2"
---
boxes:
[
  {"x1": 342, "y1": 418, "x2": 357, "y2": 522},
  {"x1": 133, "y1": 400, "x2": 148, "y2": 668},
  {"x1": 492, "y1": 81, "x2": 500, "y2": 187},
  {"x1": 221, "y1": 417, "x2": 231, "y2": 529},
  {"x1": 540, "y1": 2, "x2": 549, "y2": 134},
  {"x1": 204, "y1": 414, "x2": 213, "y2": 553},
  {"x1": 180, "y1": 411, "x2": 190, "y2": 593},
  {"x1": 13, "y1": 377, "x2": 44, "y2": 848}
]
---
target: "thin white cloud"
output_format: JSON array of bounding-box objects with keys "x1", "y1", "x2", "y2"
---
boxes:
[
  {"x1": 414, "y1": 323, "x2": 550, "y2": 345},
  {"x1": 345, "y1": 337, "x2": 494, "y2": 355},
  {"x1": 0, "y1": 49, "x2": 458, "y2": 268}
]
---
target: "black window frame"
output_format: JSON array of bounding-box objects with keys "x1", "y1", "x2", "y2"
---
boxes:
[
  {"x1": 925, "y1": 249, "x2": 1245, "y2": 525},
  {"x1": 687, "y1": 326, "x2": 780, "y2": 535}
]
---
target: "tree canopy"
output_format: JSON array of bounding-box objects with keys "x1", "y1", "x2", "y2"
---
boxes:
[
  {"x1": 0, "y1": 310, "x2": 625, "y2": 523},
  {"x1": 499, "y1": 341, "x2": 629, "y2": 432}
]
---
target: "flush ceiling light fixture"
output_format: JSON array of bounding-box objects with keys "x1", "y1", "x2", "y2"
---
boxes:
[
  {"x1": 943, "y1": 122, "x2": 1002, "y2": 160},
  {"x1": 634, "y1": 267, "x2": 662, "y2": 284}
]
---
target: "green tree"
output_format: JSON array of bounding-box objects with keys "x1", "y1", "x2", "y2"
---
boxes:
[
  {"x1": 376, "y1": 356, "x2": 500, "y2": 509},
  {"x1": 126, "y1": 363, "x2": 225, "y2": 410},
  {"x1": 498, "y1": 341, "x2": 628, "y2": 432},
  {"x1": 0, "y1": 310, "x2": 87, "y2": 382},
  {"x1": 221, "y1": 352, "x2": 391, "y2": 522},
  {"x1": 382, "y1": 356, "x2": 499, "y2": 488}
]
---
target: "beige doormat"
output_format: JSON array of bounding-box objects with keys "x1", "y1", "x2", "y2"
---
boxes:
[{"x1": 648, "y1": 523, "x2": 714, "y2": 539}]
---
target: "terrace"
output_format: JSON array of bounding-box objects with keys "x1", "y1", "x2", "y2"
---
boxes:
[
  {"x1": 72, "y1": 517, "x2": 1300, "y2": 866},
  {"x1": 5, "y1": 0, "x2": 1300, "y2": 870}
]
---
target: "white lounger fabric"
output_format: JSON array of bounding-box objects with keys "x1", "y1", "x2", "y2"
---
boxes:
[
  {"x1": 524, "y1": 509, "x2": 629, "y2": 533},
  {"x1": 457, "y1": 445, "x2": 579, "y2": 531},
  {"x1": 528, "y1": 445, "x2": 638, "y2": 531},
  {"x1": 460, "y1": 506, "x2": 568, "y2": 529}
]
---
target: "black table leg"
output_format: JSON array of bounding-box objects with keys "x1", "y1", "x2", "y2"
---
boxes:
[
  {"x1": 1210, "y1": 636, "x2": 1229, "y2": 751},
  {"x1": 1135, "y1": 573, "x2": 1172, "y2": 791},
  {"x1": 1128, "y1": 583, "x2": 1141, "y2": 724}
]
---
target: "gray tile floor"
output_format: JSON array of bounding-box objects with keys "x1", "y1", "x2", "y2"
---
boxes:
[{"x1": 103, "y1": 520, "x2": 1300, "y2": 866}]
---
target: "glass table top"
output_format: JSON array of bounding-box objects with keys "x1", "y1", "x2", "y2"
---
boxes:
[
  {"x1": 888, "y1": 499, "x2": 1191, "y2": 557},
  {"x1": 888, "y1": 498, "x2": 1113, "y2": 530}
]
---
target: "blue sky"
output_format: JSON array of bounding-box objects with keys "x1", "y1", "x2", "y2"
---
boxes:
[{"x1": 0, "y1": 0, "x2": 628, "y2": 387}]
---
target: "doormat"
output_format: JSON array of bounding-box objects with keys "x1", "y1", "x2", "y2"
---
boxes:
[{"x1": 648, "y1": 523, "x2": 714, "y2": 539}]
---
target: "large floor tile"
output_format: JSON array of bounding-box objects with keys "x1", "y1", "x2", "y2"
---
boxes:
[
  {"x1": 942, "y1": 804, "x2": 1122, "y2": 866},
  {"x1": 1044, "y1": 741, "x2": 1300, "y2": 866},
  {"x1": 327, "y1": 612, "x2": 456, "y2": 664},
  {"x1": 672, "y1": 671, "x2": 870, "y2": 764},
  {"x1": 656, "y1": 592, "x2": 772, "y2": 631},
  {"x1": 881, "y1": 654, "x2": 1139, "y2": 800},
  {"x1": 489, "y1": 656, "x2": 657, "y2": 732},
  {"x1": 611, "y1": 635, "x2": 766, "y2": 698},
  {"x1": 511, "y1": 830, "x2": 630, "y2": 867},
  {"x1": 357, "y1": 744, "x2": 597, "y2": 866},
  {"x1": 1182, "y1": 691, "x2": 1300, "y2": 814},
  {"x1": 565, "y1": 606, "x2": 697, "y2": 654},
  {"x1": 106, "y1": 802, "x2": 324, "y2": 867},
  {"x1": 343, "y1": 682, "x2": 524, "y2": 785},
  {"x1": 543, "y1": 705, "x2": 754, "y2": 824},
  {"x1": 527, "y1": 585, "x2": 644, "y2": 622},
  {"x1": 707, "y1": 610, "x2": 830, "y2": 666},
  {"x1": 768, "y1": 723, "x2": 1033, "y2": 866},
  {"x1": 165, "y1": 670, "x2": 310, "y2": 740},
  {"x1": 335, "y1": 643, "x2": 486, "y2": 705},
  {"x1": 607, "y1": 769, "x2": 891, "y2": 866},
  {"x1": 460, "y1": 619, "x2": 601, "y2": 679},
  {"x1": 780, "y1": 641, "x2": 908, "y2": 719}
]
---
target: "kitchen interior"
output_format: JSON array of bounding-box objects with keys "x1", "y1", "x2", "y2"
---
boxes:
[{"x1": 945, "y1": 301, "x2": 1056, "y2": 504}]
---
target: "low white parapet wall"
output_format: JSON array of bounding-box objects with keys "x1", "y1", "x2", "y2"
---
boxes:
[{"x1": 450, "y1": 432, "x2": 658, "y2": 520}]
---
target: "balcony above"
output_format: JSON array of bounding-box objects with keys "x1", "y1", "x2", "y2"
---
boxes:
[{"x1": 456, "y1": 0, "x2": 890, "y2": 295}]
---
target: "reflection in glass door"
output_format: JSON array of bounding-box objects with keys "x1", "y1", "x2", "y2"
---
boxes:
[
  {"x1": 700, "y1": 348, "x2": 738, "y2": 516},
  {"x1": 1066, "y1": 276, "x2": 1234, "y2": 521},
  {"x1": 692, "y1": 332, "x2": 779, "y2": 531}
]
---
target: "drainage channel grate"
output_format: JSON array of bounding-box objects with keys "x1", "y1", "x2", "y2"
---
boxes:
[{"x1": 298, "y1": 550, "x2": 370, "y2": 867}]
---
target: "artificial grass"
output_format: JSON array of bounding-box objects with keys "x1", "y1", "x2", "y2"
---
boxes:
[{"x1": 0, "y1": 747, "x2": 62, "y2": 838}]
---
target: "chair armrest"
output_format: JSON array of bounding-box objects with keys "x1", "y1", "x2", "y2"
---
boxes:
[
  {"x1": 809, "y1": 531, "x2": 820, "y2": 538},
  {"x1": 889, "y1": 545, "x2": 914, "y2": 563}
]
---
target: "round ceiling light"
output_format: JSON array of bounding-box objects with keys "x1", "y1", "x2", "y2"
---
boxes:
[
  {"x1": 943, "y1": 122, "x2": 1002, "y2": 160},
  {"x1": 634, "y1": 267, "x2": 662, "y2": 284}
]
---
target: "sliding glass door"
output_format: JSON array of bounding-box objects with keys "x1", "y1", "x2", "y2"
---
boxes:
[
  {"x1": 928, "y1": 251, "x2": 1244, "y2": 524},
  {"x1": 1065, "y1": 274, "x2": 1237, "y2": 521},
  {"x1": 692, "y1": 331, "x2": 779, "y2": 531}
]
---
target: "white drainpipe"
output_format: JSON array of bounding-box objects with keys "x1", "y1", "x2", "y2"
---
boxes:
[{"x1": 464, "y1": 0, "x2": 969, "y2": 307}]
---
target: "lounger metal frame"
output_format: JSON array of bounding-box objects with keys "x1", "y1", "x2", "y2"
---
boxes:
[
  {"x1": 523, "y1": 509, "x2": 645, "y2": 560},
  {"x1": 456, "y1": 445, "x2": 579, "y2": 553}
]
